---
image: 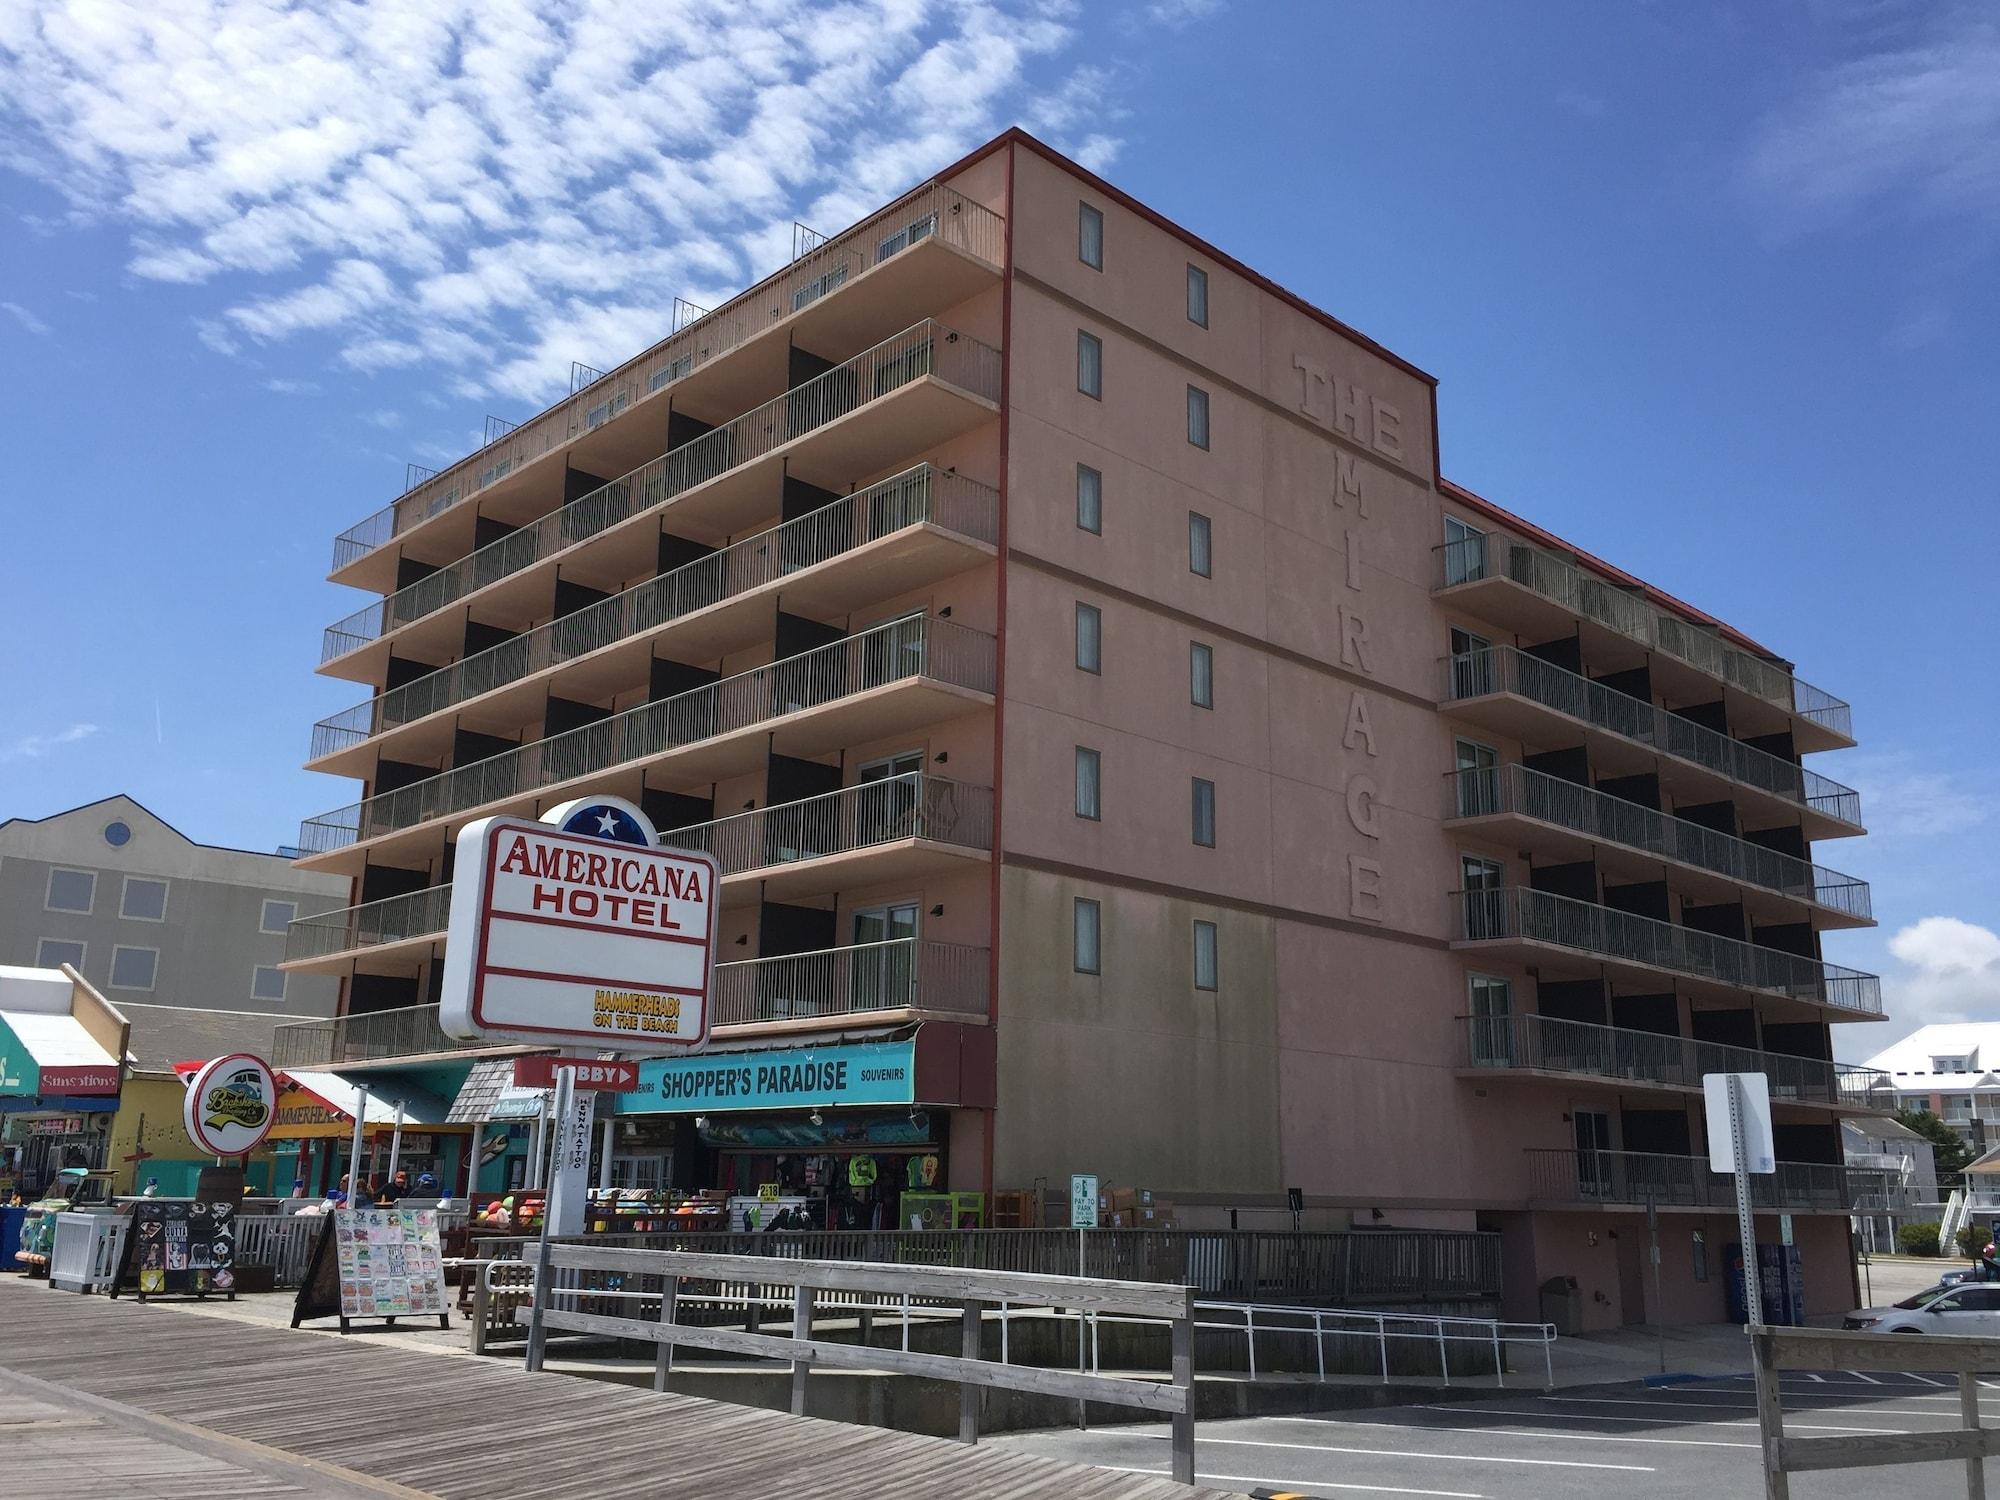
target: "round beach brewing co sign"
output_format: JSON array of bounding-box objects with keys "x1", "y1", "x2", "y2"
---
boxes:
[{"x1": 183, "y1": 1053, "x2": 278, "y2": 1156}]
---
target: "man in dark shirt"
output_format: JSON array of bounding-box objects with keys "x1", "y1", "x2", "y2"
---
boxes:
[{"x1": 378, "y1": 1171, "x2": 411, "y2": 1204}]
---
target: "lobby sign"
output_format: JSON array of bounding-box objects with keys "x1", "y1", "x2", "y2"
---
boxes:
[
  {"x1": 183, "y1": 1053, "x2": 278, "y2": 1156},
  {"x1": 438, "y1": 798, "x2": 718, "y2": 1054},
  {"x1": 513, "y1": 1056, "x2": 640, "y2": 1092},
  {"x1": 620, "y1": 1039, "x2": 917, "y2": 1116}
]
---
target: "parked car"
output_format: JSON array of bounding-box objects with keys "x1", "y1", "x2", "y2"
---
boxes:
[{"x1": 1844, "y1": 1282, "x2": 2000, "y2": 1334}]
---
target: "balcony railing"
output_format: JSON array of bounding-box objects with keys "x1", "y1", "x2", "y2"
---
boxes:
[
  {"x1": 313, "y1": 466, "x2": 996, "y2": 761},
  {"x1": 712, "y1": 938, "x2": 989, "y2": 1027},
  {"x1": 322, "y1": 319, "x2": 1002, "y2": 662},
  {"x1": 270, "y1": 1003, "x2": 464, "y2": 1070},
  {"x1": 298, "y1": 614, "x2": 996, "y2": 855},
  {"x1": 666, "y1": 773, "x2": 992, "y2": 876},
  {"x1": 285, "y1": 884, "x2": 454, "y2": 965},
  {"x1": 1447, "y1": 764, "x2": 1872, "y2": 920},
  {"x1": 1452, "y1": 886, "x2": 1883, "y2": 1015},
  {"x1": 1442, "y1": 646, "x2": 1862, "y2": 828},
  {"x1": 1525, "y1": 1147, "x2": 1852, "y2": 1211},
  {"x1": 1437, "y1": 534, "x2": 1853, "y2": 740},
  {"x1": 330, "y1": 183, "x2": 1005, "y2": 572},
  {"x1": 269, "y1": 939, "x2": 988, "y2": 1068},
  {"x1": 1462, "y1": 1012, "x2": 1895, "y2": 1110}
]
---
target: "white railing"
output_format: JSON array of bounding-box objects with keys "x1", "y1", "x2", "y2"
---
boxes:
[
  {"x1": 48, "y1": 1212, "x2": 128, "y2": 1293},
  {"x1": 711, "y1": 938, "x2": 990, "y2": 1026},
  {"x1": 331, "y1": 182, "x2": 1004, "y2": 571},
  {"x1": 298, "y1": 615, "x2": 997, "y2": 855},
  {"x1": 1435, "y1": 533, "x2": 1853, "y2": 740},
  {"x1": 236, "y1": 1213, "x2": 320, "y2": 1286},
  {"x1": 322, "y1": 319, "x2": 1000, "y2": 662},
  {"x1": 665, "y1": 773, "x2": 992, "y2": 877},
  {"x1": 312, "y1": 465, "x2": 996, "y2": 759}
]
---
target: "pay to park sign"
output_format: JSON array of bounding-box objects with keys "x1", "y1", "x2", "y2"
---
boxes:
[{"x1": 439, "y1": 809, "x2": 719, "y2": 1053}]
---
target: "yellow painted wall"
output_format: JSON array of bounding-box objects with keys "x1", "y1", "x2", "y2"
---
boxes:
[{"x1": 105, "y1": 1075, "x2": 278, "y2": 1195}]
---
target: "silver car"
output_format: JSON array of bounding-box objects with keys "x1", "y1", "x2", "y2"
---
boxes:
[{"x1": 1844, "y1": 1282, "x2": 2000, "y2": 1334}]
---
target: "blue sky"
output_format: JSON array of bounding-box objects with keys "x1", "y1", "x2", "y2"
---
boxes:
[{"x1": 0, "y1": 1, "x2": 1993, "y2": 1050}]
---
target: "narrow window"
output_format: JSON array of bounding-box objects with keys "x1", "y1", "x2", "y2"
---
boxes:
[
  {"x1": 1190, "y1": 642, "x2": 1214, "y2": 708},
  {"x1": 1186, "y1": 385, "x2": 1210, "y2": 449},
  {"x1": 1076, "y1": 464, "x2": 1102, "y2": 534},
  {"x1": 1079, "y1": 203, "x2": 1104, "y2": 270},
  {"x1": 1188, "y1": 512, "x2": 1212, "y2": 577},
  {"x1": 1443, "y1": 515, "x2": 1488, "y2": 586},
  {"x1": 1193, "y1": 920, "x2": 1218, "y2": 991},
  {"x1": 1075, "y1": 746, "x2": 1102, "y2": 820},
  {"x1": 1074, "y1": 898, "x2": 1102, "y2": 974},
  {"x1": 252, "y1": 965, "x2": 289, "y2": 1002},
  {"x1": 1186, "y1": 264, "x2": 1209, "y2": 327},
  {"x1": 1077, "y1": 330, "x2": 1103, "y2": 398},
  {"x1": 1075, "y1": 602, "x2": 1102, "y2": 673},
  {"x1": 1192, "y1": 777, "x2": 1216, "y2": 847}
]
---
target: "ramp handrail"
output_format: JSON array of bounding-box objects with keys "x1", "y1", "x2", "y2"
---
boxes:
[
  {"x1": 1751, "y1": 1324, "x2": 2000, "y2": 1497},
  {"x1": 519, "y1": 1243, "x2": 1197, "y2": 1484}
]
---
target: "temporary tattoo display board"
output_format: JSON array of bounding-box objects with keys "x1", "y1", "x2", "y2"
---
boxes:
[
  {"x1": 110, "y1": 1198, "x2": 238, "y2": 1300},
  {"x1": 292, "y1": 1208, "x2": 449, "y2": 1332}
]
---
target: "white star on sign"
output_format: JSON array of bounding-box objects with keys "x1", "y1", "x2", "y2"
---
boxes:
[{"x1": 595, "y1": 810, "x2": 620, "y2": 836}]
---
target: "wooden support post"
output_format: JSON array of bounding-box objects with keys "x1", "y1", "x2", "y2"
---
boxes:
[
  {"x1": 959, "y1": 1299, "x2": 982, "y2": 1445},
  {"x1": 789, "y1": 1285, "x2": 814, "y2": 1417},
  {"x1": 1963, "y1": 1371, "x2": 1987, "y2": 1500},
  {"x1": 1169, "y1": 1288, "x2": 1195, "y2": 1485},
  {"x1": 654, "y1": 1274, "x2": 678, "y2": 1394},
  {"x1": 1750, "y1": 1330, "x2": 1791, "y2": 1500}
]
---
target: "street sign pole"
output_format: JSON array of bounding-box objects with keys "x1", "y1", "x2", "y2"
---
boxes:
[
  {"x1": 524, "y1": 1062, "x2": 574, "y2": 1374},
  {"x1": 1727, "y1": 1075, "x2": 1764, "y2": 1328},
  {"x1": 1647, "y1": 1195, "x2": 1665, "y2": 1376},
  {"x1": 347, "y1": 1085, "x2": 370, "y2": 1204}
]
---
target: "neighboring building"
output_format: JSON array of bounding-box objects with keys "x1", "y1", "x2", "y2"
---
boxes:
[
  {"x1": 283, "y1": 128, "x2": 1886, "y2": 1327},
  {"x1": 1858, "y1": 1023, "x2": 2000, "y2": 1153},
  {"x1": 0, "y1": 796, "x2": 348, "y2": 1191},
  {"x1": 1843, "y1": 1116, "x2": 1941, "y2": 1251}
]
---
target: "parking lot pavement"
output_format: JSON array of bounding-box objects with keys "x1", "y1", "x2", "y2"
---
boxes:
[{"x1": 991, "y1": 1370, "x2": 2000, "y2": 1498}]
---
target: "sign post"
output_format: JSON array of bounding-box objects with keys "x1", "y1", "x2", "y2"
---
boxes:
[
  {"x1": 524, "y1": 1063, "x2": 575, "y2": 1374},
  {"x1": 347, "y1": 1085, "x2": 370, "y2": 1202},
  {"x1": 1705, "y1": 1071, "x2": 1775, "y2": 1328}
]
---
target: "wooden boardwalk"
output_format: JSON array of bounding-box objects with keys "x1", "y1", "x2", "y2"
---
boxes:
[{"x1": 0, "y1": 1281, "x2": 1234, "y2": 1499}]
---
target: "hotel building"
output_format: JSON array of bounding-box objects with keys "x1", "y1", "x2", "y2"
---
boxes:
[{"x1": 280, "y1": 129, "x2": 1888, "y2": 1326}]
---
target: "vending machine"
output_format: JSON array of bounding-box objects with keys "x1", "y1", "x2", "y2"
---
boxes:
[{"x1": 1725, "y1": 1242, "x2": 1805, "y2": 1325}]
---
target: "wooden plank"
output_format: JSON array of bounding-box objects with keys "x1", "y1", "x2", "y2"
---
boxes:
[
  {"x1": 1749, "y1": 1334, "x2": 1791, "y2": 1500},
  {"x1": 533, "y1": 1306, "x2": 1191, "y2": 1414},
  {"x1": 1779, "y1": 1427, "x2": 2000, "y2": 1474},
  {"x1": 959, "y1": 1300, "x2": 981, "y2": 1445},
  {"x1": 1762, "y1": 1324, "x2": 2000, "y2": 1373},
  {"x1": 545, "y1": 1244, "x2": 1194, "y2": 1319},
  {"x1": 1965, "y1": 1371, "x2": 1989, "y2": 1500},
  {"x1": 790, "y1": 1284, "x2": 814, "y2": 1418}
]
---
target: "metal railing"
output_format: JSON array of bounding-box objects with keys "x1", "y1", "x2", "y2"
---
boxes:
[
  {"x1": 1525, "y1": 1147, "x2": 1851, "y2": 1210},
  {"x1": 1447, "y1": 764, "x2": 1871, "y2": 920},
  {"x1": 299, "y1": 614, "x2": 996, "y2": 854},
  {"x1": 1442, "y1": 646, "x2": 1862, "y2": 827},
  {"x1": 666, "y1": 772, "x2": 992, "y2": 877},
  {"x1": 322, "y1": 319, "x2": 1001, "y2": 662},
  {"x1": 314, "y1": 466, "x2": 995, "y2": 759},
  {"x1": 1436, "y1": 533, "x2": 1853, "y2": 739},
  {"x1": 331, "y1": 183, "x2": 1004, "y2": 571},
  {"x1": 712, "y1": 938, "x2": 990, "y2": 1026},
  {"x1": 1461, "y1": 1012, "x2": 1895, "y2": 1108},
  {"x1": 270, "y1": 939, "x2": 989, "y2": 1068},
  {"x1": 284, "y1": 882, "x2": 454, "y2": 964},
  {"x1": 1452, "y1": 886, "x2": 1884, "y2": 1014},
  {"x1": 1182, "y1": 1302, "x2": 1553, "y2": 1388}
]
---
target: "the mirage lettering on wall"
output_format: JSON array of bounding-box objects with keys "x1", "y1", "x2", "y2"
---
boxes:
[
  {"x1": 1292, "y1": 355, "x2": 1405, "y2": 463},
  {"x1": 1319, "y1": 389, "x2": 1387, "y2": 925}
]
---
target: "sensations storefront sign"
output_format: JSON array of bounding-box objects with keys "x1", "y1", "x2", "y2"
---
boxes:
[
  {"x1": 439, "y1": 796, "x2": 719, "y2": 1053},
  {"x1": 183, "y1": 1053, "x2": 279, "y2": 1156}
]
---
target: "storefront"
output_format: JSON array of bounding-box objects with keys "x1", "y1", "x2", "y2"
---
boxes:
[
  {"x1": 0, "y1": 964, "x2": 128, "y2": 1196},
  {"x1": 609, "y1": 1025, "x2": 994, "y2": 1231},
  {"x1": 270, "y1": 1071, "x2": 460, "y2": 1196}
]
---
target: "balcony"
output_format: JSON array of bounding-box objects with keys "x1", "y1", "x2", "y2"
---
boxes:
[
  {"x1": 330, "y1": 182, "x2": 1004, "y2": 585},
  {"x1": 1446, "y1": 764, "x2": 1872, "y2": 928},
  {"x1": 1452, "y1": 886, "x2": 1884, "y2": 1017},
  {"x1": 1461, "y1": 1012, "x2": 1897, "y2": 1111},
  {"x1": 1442, "y1": 646, "x2": 1863, "y2": 839},
  {"x1": 1436, "y1": 534, "x2": 1853, "y2": 751},
  {"x1": 667, "y1": 772, "x2": 992, "y2": 902},
  {"x1": 283, "y1": 774, "x2": 993, "y2": 974},
  {"x1": 321, "y1": 319, "x2": 1001, "y2": 676},
  {"x1": 297, "y1": 615, "x2": 996, "y2": 870},
  {"x1": 268, "y1": 939, "x2": 989, "y2": 1069},
  {"x1": 309, "y1": 466, "x2": 997, "y2": 771},
  {"x1": 1524, "y1": 1148, "x2": 1852, "y2": 1212}
]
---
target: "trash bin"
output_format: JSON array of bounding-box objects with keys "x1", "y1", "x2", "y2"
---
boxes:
[
  {"x1": 0, "y1": 1205, "x2": 25, "y2": 1272},
  {"x1": 1539, "y1": 1274, "x2": 1581, "y2": 1335}
]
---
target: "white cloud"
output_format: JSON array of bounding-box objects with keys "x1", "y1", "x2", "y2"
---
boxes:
[
  {"x1": 0, "y1": 723, "x2": 98, "y2": 762},
  {"x1": 0, "y1": 1, "x2": 1131, "y2": 408},
  {"x1": 1146, "y1": 0, "x2": 1223, "y2": 27},
  {"x1": 1836, "y1": 750, "x2": 1992, "y2": 838},
  {"x1": 1882, "y1": 917, "x2": 2000, "y2": 1030},
  {"x1": 262, "y1": 377, "x2": 320, "y2": 395},
  {"x1": 1739, "y1": 10, "x2": 2000, "y2": 236},
  {"x1": 1, "y1": 300, "x2": 50, "y2": 336}
]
